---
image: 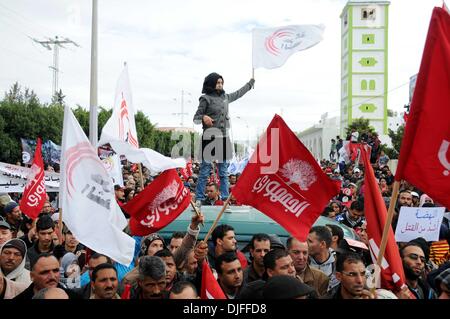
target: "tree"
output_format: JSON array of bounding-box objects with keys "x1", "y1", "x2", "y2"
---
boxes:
[
  {"x1": 0, "y1": 82, "x2": 200, "y2": 164},
  {"x1": 383, "y1": 124, "x2": 405, "y2": 159},
  {"x1": 344, "y1": 118, "x2": 376, "y2": 140}
]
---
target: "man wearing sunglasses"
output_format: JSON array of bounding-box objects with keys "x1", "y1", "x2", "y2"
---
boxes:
[
  {"x1": 400, "y1": 241, "x2": 437, "y2": 299},
  {"x1": 323, "y1": 251, "x2": 375, "y2": 299}
]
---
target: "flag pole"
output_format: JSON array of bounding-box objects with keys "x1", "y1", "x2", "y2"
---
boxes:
[
  {"x1": 58, "y1": 207, "x2": 63, "y2": 240},
  {"x1": 138, "y1": 163, "x2": 145, "y2": 189},
  {"x1": 376, "y1": 180, "x2": 400, "y2": 268},
  {"x1": 190, "y1": 199, "x2": 204, "y2": 227},
  {"x1": 252, "y1": 68, "x2": 255, "y2": 88},
  {"x1": 203, "y1": 196, "x2": 232, "y2": 243}
]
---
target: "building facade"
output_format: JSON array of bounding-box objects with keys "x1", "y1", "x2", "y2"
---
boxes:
[
  {"x1": 297, "y1": 115, "x2": 340, "y2": 161},
  {"x1": 340, "y1": 1, "x2": 390, "y2": 136}
]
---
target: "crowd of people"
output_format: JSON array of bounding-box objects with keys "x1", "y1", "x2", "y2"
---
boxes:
[{"x1": 0, "y1": 144, "x2": 449, "y2": 300}]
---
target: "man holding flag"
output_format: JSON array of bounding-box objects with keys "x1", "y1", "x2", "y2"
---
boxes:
[{"x1": 193, "y1": 72, "x2": 255, "y2": 205}]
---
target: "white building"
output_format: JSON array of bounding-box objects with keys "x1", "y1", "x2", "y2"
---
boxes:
[
  {"x1": 341, "y1": 1, "x2": 390, "y2": 136},
  {"x1": 297, "y1": 114, "x2": 340, "y2": 161}
]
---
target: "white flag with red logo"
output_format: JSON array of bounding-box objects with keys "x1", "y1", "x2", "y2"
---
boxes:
[
  {"x1": 201, "y1": 261, "x2": 226, "y2": 299},
  {"x1": 60, "y1": 105, "x2": 135, "y2": 265},
  {"x1": 123, "y1": 169, "x2": 191, "y2": 236},
  {"x1": 253, "y1": 24, "x2": 325, "y2": 69},
  {"x1": 19, "y1": 137, "x2": 47, "y2": 219},
  {"x1": 99, "y1": 64, "x2": 139, "y2": 148},
  {"x1": 98, "y1": 64, "x2": 185, "y2": 173}
]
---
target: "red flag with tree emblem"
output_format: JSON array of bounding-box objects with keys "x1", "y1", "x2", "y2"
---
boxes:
[
  {"x1": 395, "y1": 7, "x2": 450, "y2": 209},
  {"x1": 201, "y1": 261, "x2": 226, "y2": 299},
  {"x1": 19, "y1": 137, "x2": 47, "y2": 219},
  {"x1": 232, "y1": 115, "x2": 340, "y2": 241},
  {"x1": 123, "y1": 169, "x2": 191, "y2": 236}
]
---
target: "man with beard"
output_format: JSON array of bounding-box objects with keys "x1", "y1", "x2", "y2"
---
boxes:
[
  {"x1": 323, "y1": 252, "x2": 375, "y2": 299},
  {"x1": 193, "y1": 72, "x2": 254, "y2": 204},
  {"x1": 2, "y1": 202, "x2": 23, "y2": 238},
  {"x1": 131, "y1": 255, "x2": 168, "y2": 299},
  {"x1": 400, "y1": 242, "x2": 437, "y2": 299}
]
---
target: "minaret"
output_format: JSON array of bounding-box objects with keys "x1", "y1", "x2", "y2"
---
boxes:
[{"x1": 340, "y1": 1, "x2": 390, "y2": 136}]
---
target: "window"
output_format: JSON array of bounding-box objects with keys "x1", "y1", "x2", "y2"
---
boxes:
[
  {"x1": 369, "y1": 80, "x2": 376, "y2": 90},
  {"x1": 361, "y1": 8, "x2": 376, "y2": 20},
  {"x1": 362, "y1": 34, "x2": 375, "y2": 44},
  {"x1": 361, "y1": 80, "x2": 367, "y2": 90}
]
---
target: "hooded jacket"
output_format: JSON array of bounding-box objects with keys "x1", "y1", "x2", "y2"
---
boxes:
[
  {"x1": 193, "y1": 74, "x2": 254, "y2": 136},
  {"x1": 1, "y1": 276, "x2": 29, "y2": 299},
  {"x1": 0, "y1": 239, "x2": 31, "y2": 286},
  {"x1": 309, "y1": 248, "x2": 339, "y2": 291}
]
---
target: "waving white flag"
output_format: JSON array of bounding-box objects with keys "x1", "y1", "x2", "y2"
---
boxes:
[
  {"x1": 98, "y1": 64, "x2": 185, "y2": 173},
  {"x1": 99, "y1": 64, "x2": 139, "y2": 148},
  {"x1": 60, "y1": 105, "x2": 135, "y2": 265},
  {"x1": 252, "y1": 24, "x2": 325, "y2": 69}
]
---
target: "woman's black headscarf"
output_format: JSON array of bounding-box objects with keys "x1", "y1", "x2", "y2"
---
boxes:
[{"x1": 202, "y1": 72, "x2": 224, "y2": 94}]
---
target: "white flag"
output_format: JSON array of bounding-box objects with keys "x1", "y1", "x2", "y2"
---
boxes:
[
  {"x1": 99, "y1": 64, "x2": 139, "y2": 148},
  {"x1": 252, "y1": 24, "x2": 325, "y2": 69},
  {"x1": 60, "y1": 105, "x2": 135, "y2": 265},
  {"x1": 98, "y1": 64, "x2": 186, "y2": 173}
]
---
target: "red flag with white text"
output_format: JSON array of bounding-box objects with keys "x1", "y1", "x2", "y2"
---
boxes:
[
  {"x1": 180, "y1": 158, "x2": 193, "y2": 180},
  {"x1": 123, "y1": 169, "x2": 191, "y2": 236},
  {"x1": 232, "y1": 115, "x2": 341, "y2": 242},
  {"x1": 395, "y1": 7, "x2": 450, "y2": 209},
  {"x1": 360, "y1": 145, "x2": 407, "y2": 292},
  {"x1": 201, "y1": 261, "x2": 226, "y2": 299},
  {"x1": 19, "y1": 137, "x2": 47, "y2": 219}
]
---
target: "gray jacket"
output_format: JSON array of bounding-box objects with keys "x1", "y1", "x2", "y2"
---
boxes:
[{"x1": 193, "y1": 79, "x2": 255, "y2": 136}]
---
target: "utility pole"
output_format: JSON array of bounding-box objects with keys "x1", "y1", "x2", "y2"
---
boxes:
[
  {"x1": 172, "y1": 90, "x2": 191, "y2": 127},
  {"x1": 32, "y1": 36, "x2": 80, "y2": 96},
  {"x1": 89, "y1": 0, "x2": 98, "y2": 146}
]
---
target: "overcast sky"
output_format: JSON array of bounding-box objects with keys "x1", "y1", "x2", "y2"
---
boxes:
[{"x1": 0, "y1": 0, "x2": 444, "y2": 143}]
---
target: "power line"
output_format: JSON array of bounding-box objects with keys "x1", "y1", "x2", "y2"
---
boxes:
[{"x1": 31, "y1": 36, "x2": 80, "y2": 96}]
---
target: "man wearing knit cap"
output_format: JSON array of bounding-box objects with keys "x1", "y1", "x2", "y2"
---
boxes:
[
  {"x1": 0, "y1": 238, "x2": 31, "y2": 285},
  {"x1": 0, "y1": 219, "x2": 13, "y2": 247},
  {"x1": 3, "y1": 201, "x2": 23, "y2": 237}
]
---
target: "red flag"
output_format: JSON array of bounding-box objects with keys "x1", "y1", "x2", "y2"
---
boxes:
[
  {"x1": 360, "y1": 145, "x2": 407, "y2": 292},
  {"x1": 121, "y1": 283, "x2": 131, "y2": 299},
  {"x1": 180, "y1": 158, "x2": 193, "y2": 180},
  {"x1": 123, "y1": 169, "x2": 191, "y2": 236},
  {"x1": 395, "y1": 7, "x2": 450, "y2": 209},
  {"x1": 19, "y1": 137, "x2": 47, "y2": 219},
  {"x1": 201, "y1": 261, "x2": 226, "y2": 299},
  {"x1": 232, "y1": 115, "x2": 340, "y2": 242}
]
